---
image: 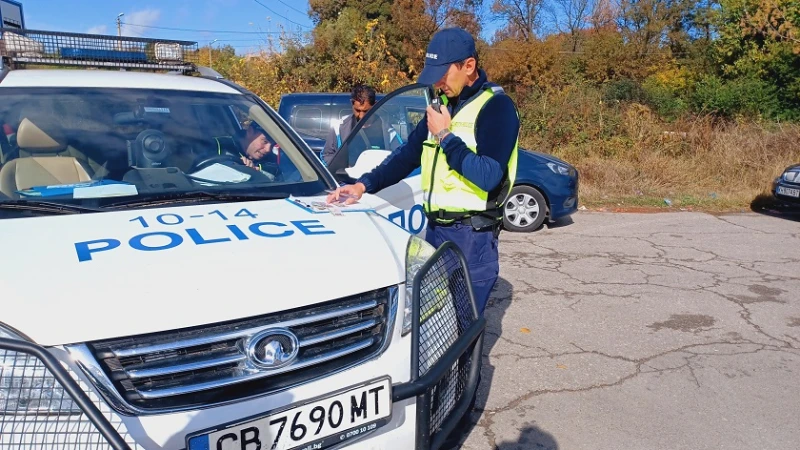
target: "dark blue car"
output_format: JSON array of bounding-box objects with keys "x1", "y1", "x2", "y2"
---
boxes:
[
  {"x1": 277, "y1": 84, "x2": 579, "y2": 233},
  {"x1": 773, "y1": 164, "x2": 800, "y2": 205}
]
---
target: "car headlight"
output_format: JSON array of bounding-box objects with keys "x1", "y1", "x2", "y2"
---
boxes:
[
  {"x1": 783, "y1": 171, "x2": 800, "y2": 183},
  {"x1": 0, "y1": 323, "x2": 82, "y2": 415},
  {"x1": 403, "y1": 235, "x2": 437, "y2": 336},
  {"x1": 547, "y1": 162, "x2": 571, "y2": 176}
]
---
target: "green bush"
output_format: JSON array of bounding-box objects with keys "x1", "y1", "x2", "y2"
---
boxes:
[
  {"x1": 642, "y1": 82, "x2": 689, "y2": 121},
  {"x1": 602, "y1": 79, "x2": 646, "y2": 104},
  {"x1": 690, "y1": 75, "x2": 781, "y2": 119}
]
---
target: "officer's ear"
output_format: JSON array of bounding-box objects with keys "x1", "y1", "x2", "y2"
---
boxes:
[{"x1": 456, "y1": 56, "x2": 478, "y2": 76}]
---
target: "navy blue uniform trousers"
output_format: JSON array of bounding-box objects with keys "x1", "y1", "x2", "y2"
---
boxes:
[{"x1": 424, "y1": 221, "x2": 499, "y2": 317}]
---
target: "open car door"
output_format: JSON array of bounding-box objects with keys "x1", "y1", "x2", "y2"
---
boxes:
[{"x1": 326, "y1": 83, "x2": 432, "y2": 236}]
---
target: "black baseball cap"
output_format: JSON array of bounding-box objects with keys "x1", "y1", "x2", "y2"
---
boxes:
[{"x1": 417, "y1": 27, "x2": 476, "y2": 85}]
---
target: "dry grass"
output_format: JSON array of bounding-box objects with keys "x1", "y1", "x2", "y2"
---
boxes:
[{"x1": 523, "y1": 100, "x2": 800, "y2": 210}]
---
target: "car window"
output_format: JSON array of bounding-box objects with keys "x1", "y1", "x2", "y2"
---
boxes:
[
  {"x1": 291, "y1": 106, "x2": 327, "y2": 140},
  {"x1": 0, "y1": 87, "x2": 331, "y2": 211},
  {"x1": 406, "y1": 107, "x2": 426, "y2": 130},
  {"x1": 328, "y1": 86, "x2": 429, "y2": 172}
]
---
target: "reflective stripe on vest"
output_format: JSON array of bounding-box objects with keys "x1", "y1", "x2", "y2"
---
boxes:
[{"x1": 420, "y1": 85, "x2": 518, "y2": 221}]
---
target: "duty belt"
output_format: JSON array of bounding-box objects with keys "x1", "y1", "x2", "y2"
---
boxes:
[{"x1": 426, "y1": 208, "x2": 502, "y2": 230}]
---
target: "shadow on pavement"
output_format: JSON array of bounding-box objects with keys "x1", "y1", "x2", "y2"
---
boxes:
[
  {"x1": 546, "y1": 215, "x2": 575, "y2": 230},
  {"x1": 494, "y1": 425, "x2": 559, "y2": 450},
  {"x1": 750, "y1": 193, "x2": 800, "y2": 222}
]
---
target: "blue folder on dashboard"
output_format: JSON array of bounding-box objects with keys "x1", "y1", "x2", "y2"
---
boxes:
[{"x1": 17, "y1": 180, "x2": 130, "y2": 197}]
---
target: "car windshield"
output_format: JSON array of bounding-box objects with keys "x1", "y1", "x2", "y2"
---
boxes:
[{"x1": 0, "y1": 87, "x2": 332, "y2": 216}]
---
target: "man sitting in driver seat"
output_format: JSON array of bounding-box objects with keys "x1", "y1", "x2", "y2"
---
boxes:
[{"x1": 213, "y1": 121, "x2": 278, "y2": 177}]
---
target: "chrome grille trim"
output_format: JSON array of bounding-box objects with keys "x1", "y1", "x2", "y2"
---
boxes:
[
  {"x1": 137, "y1": 337, "x2": 376, "y2": 399},
  {"x1": 68, "y1": 287, "x2": 398, "y2": 415},
  {"x1": 299, "y1": 318, "x2": 379, "y2": 347},
  {"x1": 126, "y1": 353, "x2": 247, "y2": 379},
  {"x1": 111, "y1": 300, "x2": 378, "y2": 358}
]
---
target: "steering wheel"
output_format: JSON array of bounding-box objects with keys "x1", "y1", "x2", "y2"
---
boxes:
[{"x1": 189, "y1": 154, "x2": 242, "y2": 172}]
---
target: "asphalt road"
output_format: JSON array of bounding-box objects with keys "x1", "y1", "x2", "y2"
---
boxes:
[{"x1": 456, "y1": 210, "x2": 800, "y2": 450}]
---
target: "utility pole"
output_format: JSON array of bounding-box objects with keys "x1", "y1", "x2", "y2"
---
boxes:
[
  {"x1": 209, "y1": 39, "x2": 218, "y2": 69},
  {"x1": 116, "y1": 13, "x2": 124, "y2": 37},
  {"x1": 115, "y1": 13, "x2": 125, "y2": 52}
]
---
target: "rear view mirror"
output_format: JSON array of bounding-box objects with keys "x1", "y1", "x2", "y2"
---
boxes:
[{"x1": 344, "y1": 149, "x2": 391, "y2": 180}]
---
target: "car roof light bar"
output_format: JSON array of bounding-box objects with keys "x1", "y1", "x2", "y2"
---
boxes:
[{"x1": 0, "y1": 28, "x2": 200, "y2": 72}]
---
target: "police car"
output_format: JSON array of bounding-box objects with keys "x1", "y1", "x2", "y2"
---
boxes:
[{"x1": 0, "y1": 28, "x2": 484, "y2": 450}]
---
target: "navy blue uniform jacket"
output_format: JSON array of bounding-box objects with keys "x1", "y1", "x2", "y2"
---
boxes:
[{"x1": 357, "y1": 69, "x2": 519, "y2": 200}]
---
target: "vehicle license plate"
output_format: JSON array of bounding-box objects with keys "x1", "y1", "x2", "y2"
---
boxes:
[
  {"x1": 777, "y1": 186, "x2": 800, "y2": 198},
  {"x1": 187, "y1": 377, "x2": 392, "y2": 450}
]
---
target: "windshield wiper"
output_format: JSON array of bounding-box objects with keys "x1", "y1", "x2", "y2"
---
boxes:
[
  {"x1": 0, "y1": 200, "x2": 104, "y2": 215},
  {"x1": 103, "y1": 191, "x2": 291, "y2": 209}
]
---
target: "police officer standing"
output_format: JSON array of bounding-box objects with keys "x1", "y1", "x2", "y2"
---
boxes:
[{"x1": 327, "y1": 27, "x2": 520, "y2": 317}]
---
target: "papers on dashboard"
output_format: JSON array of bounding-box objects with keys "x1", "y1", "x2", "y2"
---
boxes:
[
  {"x1": 190, "y1": 163, "x2": 251, "y2": 186},
  {"x1": 73, "y1": 182, "x2": 138, "y2": 198}
]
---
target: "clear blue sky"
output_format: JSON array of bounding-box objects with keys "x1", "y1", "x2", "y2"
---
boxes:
[
  {"x1": 22, "y1": 0, "x2": 317, "y2": 54},
  {"x1": 21, "y1": 0, "x2": 502, "y2": 54}
]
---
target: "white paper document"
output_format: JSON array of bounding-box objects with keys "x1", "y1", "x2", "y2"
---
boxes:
[
  {"x1": 190, "y1": 163, "x2": 251, "y2": 185},
  {"x1": 73, "y1": 183, "x2": 139, "y2": 199}
]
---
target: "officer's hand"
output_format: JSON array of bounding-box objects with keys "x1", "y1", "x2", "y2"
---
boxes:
[
  {"x1": 326, "y1": 183, "x2": 366, "y2": 205},
  {"x1": 426, "y1": 104, "x2": 451, "y2": 136}
]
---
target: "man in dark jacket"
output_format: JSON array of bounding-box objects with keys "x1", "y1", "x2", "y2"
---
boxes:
[
  {"x1": 321, "y1": 84, "x2": 376, "y2": 165},
  {"x1": 321, "y1": 84, "x2": 402, "y2": 166}
]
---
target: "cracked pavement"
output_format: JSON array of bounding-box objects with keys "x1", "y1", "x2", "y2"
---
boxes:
[{"x1": 455, "y1": 211, "x2": 800, "y2": 450}]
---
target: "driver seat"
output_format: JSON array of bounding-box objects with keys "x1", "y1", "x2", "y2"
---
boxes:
[{"x1": 0, "y1": 118, "x2": 92, "y2": 198}]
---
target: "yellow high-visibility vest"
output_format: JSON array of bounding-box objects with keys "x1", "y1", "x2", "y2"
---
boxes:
[{"x1": 420, "y1": 84, "x2": 518, "y2": 223}]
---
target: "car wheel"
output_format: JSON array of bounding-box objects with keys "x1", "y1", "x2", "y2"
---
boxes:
[{"x1": 503, "y1": 185, "x2": 547, "y2": 232}]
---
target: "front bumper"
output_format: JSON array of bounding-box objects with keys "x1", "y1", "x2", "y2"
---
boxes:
[
  {"x1": 544, "y1": 171, "x2": 580, "y2": 221},
  {"x1": 773, "y1": 179, "x2": 800, "y2": 204},
  {"x1": 0, "y1": 242, "x2": 484, "y2": 450}
]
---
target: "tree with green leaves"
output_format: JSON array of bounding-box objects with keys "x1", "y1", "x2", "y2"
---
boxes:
[{"x1": 710, "y1": 0, "x2": 800, "y2": 118}]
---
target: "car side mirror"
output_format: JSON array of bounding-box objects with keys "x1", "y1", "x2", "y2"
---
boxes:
[{"x1": 344, "y1": 149, "x2": 391, "y2": 180}]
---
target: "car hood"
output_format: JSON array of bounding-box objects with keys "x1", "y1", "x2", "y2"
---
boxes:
[
  {"x1": 520, "y1": 147, "x2": 574, "y2": 167},
  {"x1": 0, "y1": 197, "x2": 410, "y2": 345}
]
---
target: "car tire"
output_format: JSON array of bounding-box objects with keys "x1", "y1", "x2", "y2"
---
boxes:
[{"x1": 503, "y1": 185, "x2": 547, "y2": 232}]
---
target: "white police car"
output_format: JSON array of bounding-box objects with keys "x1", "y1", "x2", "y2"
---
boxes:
[{"x1": 0, "y1": 28, "x2": 483, "y2": 450}]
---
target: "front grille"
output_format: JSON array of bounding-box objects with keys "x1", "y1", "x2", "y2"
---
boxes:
[
  {"x1": 0, "y1": 342, "x2": 142, "y2": 450},
  {"x1": 85, "y1": 288, "x2": 395, "y2": 412}
]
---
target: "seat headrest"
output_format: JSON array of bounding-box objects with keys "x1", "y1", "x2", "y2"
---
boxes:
[{"x1": 16, "y1": 117, "x2": 68, "y2": 153}]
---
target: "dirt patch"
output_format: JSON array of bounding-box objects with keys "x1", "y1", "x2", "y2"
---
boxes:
[
  {"x1": 788, "y1": 317, "x2": 800, "y2": 328},
  {"x1": 580, "y1": 205, "x2": 745, "y2": 214},
  {"x1": 581, "y1": 206, "x2": 680, "y2": 213},
  {"x1": 648, "y1": 314, "x2": 717, "y2": 333},
  {"x1": 733, "y1": 284, "x2": 786, "y2": 304}
]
